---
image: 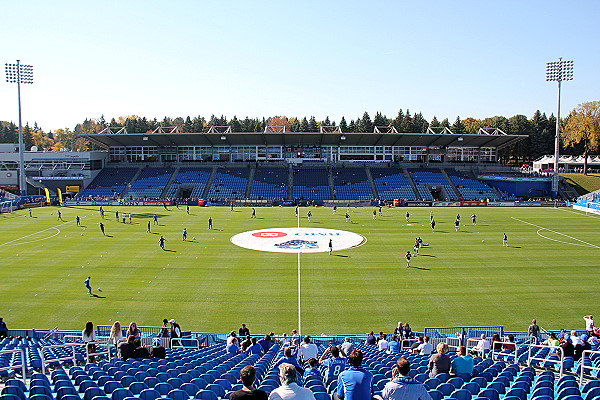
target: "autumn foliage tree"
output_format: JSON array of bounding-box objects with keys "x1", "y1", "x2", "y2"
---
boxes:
[
  {"x1": 265, "y1": 116, "x2": 292, "y2": 132},
  {"x1": 562, "y1": 101, "x2": 600, "y2": 175}
]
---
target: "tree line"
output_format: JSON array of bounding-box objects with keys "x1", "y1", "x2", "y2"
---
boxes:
[{"x1": 1, "y1": 106, "x2": 597, "y2": 165}]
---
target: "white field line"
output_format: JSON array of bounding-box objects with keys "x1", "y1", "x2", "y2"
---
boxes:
[
  {"x1": 511, "y1": 217, "x2": 600, "y2": 249},
  {"x1": 558, "y1": 208, "x2": 600, "y2": 219},
  {"x1": 0, "y1": 220, "x2": 72, "y2": 247}
]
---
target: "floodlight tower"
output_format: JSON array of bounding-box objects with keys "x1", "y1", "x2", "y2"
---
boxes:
[
  {"x1": 5, "y1": 60, "x2": 34, "y2": 196},
  {"x1": 546, "y1": 57, "x2": 573, "y2": 198}
]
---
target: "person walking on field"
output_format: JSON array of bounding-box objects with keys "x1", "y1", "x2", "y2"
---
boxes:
[
  {"x1": 405, "y1": 251, "x2": 411, "y2": 268},
  {"x1": 503, "y1": 233, "x2": 508, "y2": 247}
]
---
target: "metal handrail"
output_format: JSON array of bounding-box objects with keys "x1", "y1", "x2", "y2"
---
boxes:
[
  {"x1": 579, "y1": 349, "x2": 600, "y2": 385},
  {"x1": 171, "y1": 337, "x2": 199, "y2": 349},
  {"x1": 466, "y1": 337, "x2": 490, "y2": 358},
  {"x1": 0, "y1": 348, "x2": 27, "y2": 383},
  {"x1": 527, "y1": 344, "x2": 565, "y2": 377},
  {"x1": 86, "y1": 342, "x2": 111, "y2": 363},
  {"x1": 40, "y1": 343, "x2": 78, "y2": 374},
  {"x1": 490, "y1": 340, "x2": 519, "y2": 361}
]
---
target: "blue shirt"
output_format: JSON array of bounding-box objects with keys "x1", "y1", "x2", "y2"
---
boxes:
[
  {"x1": 303, "y1": 368, "x2": 322, "y2": 380},
  {"x1": 227, "y1": 344, "x2": 240, "y2": 354},
  {"x1": 337, "y1": 367, "x2": 373, "y2": 400},
  {"x1": 258, "y1": 339, "x2": 272, "y2": 353},
  {"x1": 323, "y1": 357, "x2": 347, "y2": 384},
  {"x1": 381, "y1": 377, "x2": 432, "y2": 400},
  {"x1": 388, "y1": 341, "x2": 400, "y2": 353},
  {"x1": 247, "y1": 343, "x2": 263, "y2": 354},
  {"x1": 274, "y1": 356, "x2": 303, "y2": 372},
  {"x1": 450, "y1": 355, "x2": 474, "y2": 375}
]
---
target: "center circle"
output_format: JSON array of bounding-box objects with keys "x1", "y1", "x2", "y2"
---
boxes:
[{"x1": 231, "y1": 228, "x2": 366, "y2": 253}]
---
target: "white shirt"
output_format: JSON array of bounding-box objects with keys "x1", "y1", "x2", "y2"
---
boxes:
[
  {"x1": 82, "y1": 330, "x2": 97, "y2": 343},
  {"x1": 341, "y1": 341, "x2": 354, "y2": 356},
  {"x1": 418, "y1": 342, "x2": 433, "y2": 355},
  {"x1": 476, "y1": 339, "x2": 490, "y2": 352},
  {"x1": 584, "y1": 317, "x2": 595, "y2": 331},
  {"x1": 269, "y1": 382, "x2": 316, "y2": 400},
  {"x1": 378, "y1": 339, "x2": 389, "y2": 351},
  {"x1": 298, "y1": 342, "x2": 318, "y2": 361},
  {"x1": 108, "y1": 331, "x2": 123, "y2": 344},
  {"x1": 571, "y1": 335, "x2": 584, "y2": 347}
]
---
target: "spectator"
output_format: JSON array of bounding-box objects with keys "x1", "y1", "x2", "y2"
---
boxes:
[
  {"x1": 227, "y1": 337, "x2": 240, "y2": 354},
  {"x1": 133, "y1": 338, "x2": 150, "y2": 358},
  {"x1": 274, "y1": 347, "x2": 304, "y2": 375},
  {"x1": 388, "y1": 335, "x2": 400, "y2": 354},
  {"x1": 378, "y1": 334, "x2": 389, "y2": 352},
  {"x1": 503, "y1": 334, "x2": 515, "y2": 350},
  {"x1": 450, "y1": 346, "x2": 474, "y2": 381},
  {"x1": 341, "y1": 337, "x2": 354, "y2": 356},
  {"x1": 170, "y1": 319, "x2": 182, "y2": 339},
  {"x1": 382, "y1": 357, "x2": 432, "y2": 400},
  {"x1": 417, "y1": 336, "x2": 433, "y2": 355},
  {"x1": 227, "y1": 331, "x2": 238, "y2": 346},
  {"x1": 411, "y1": 337, "x2": 424, "y2": 353},
  {"x1": 560, "y1": 335, "x2": 575, "y2": 357},
  {"x1": 118, "y1": 335, "x2": 136, "y2": 360},
  {"x1": 365, "y1": 331, "x2": 376, "y2": 346},
  {"x1": 319, "y1": 346, "x2": 348, "y2": 385},
  {"x1": 269, "y1": 363, "x2": 316, "y2": 400},
  {"x1": 108, "y1": 321, "x2": 123, "y2": 345},
  {"x1": 336, "y1": 349, "x2": 373, "y2": 400},
  {"x1": 246, "y1": 337, "x2": 263, "y2": 355},
  {"x1": 239, "y1": 323, "x2": 251, "y2": 337},
  {"x1": 298, "y1": 336, "x2": 319, "y2": 363},
  {"x1": 151, "y1": 338, "x2": 166, "y2": 359},
  {"x1": 160, "y1": 318, "x2": 170, "y2": 338},
  {"x1": 241, "y1": 335, "x2": 252, "y2": 352},
  {"x1": 394, "y1": 322, "x2": 404, "y2": 336},
  {"x1": 303, "y1": 358, "x2": 323, "y2": 381},
  {"x1": 491, "y1": 333, "x2": 502, "y2": 351},
  {"x1": 0, "y1": 318, "x2": 8, "y2": 338},
  {"x1": 403, "y1": 323, "x2": 413, "y2": 339},
  {"x1": 528, "y1": 319, "x2": 540, "y2": 343},
  {"x1": 471, "y1": 334, "x2": 490, "y2": 356},
  {"x1": 259, "y1": 334, "x2": 274, "y2": 353},
  {"x1": 546, "y1": 332, "x2": 560, "y2": 347},
  {"x1": 231, "y1": 365, "x2": 268, "y2": 400},
  {"x1": 584, "y1": 315, "x2": 595, "y2": 337},
  {"x1": 82, "y1": 321, "x2": 97, "y2": 362},
  {"x1": 126, "y1": 322, "x2": 141, "y2": 338},
  {"x1": 427, "y1": 342, "x2": 450, "y2": 377}
]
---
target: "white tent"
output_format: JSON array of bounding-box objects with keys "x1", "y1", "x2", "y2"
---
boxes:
[{"x1": 533, "y1": 155, "x2": 600, "y2": 172}]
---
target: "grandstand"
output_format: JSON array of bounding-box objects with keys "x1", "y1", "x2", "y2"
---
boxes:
[
  {"x1": 331, "y1": 167, "x2": 372, "y2": 200},
  {"x1": 292, "y1": 168, "x2": 331, "y2": 200},
  {"x1": 77, "y1": 168, "x2": 138, "y2": 200},
  {"x1": 249, "y1": 167, "x2": 288, "y2": 200},
  {"x1": 370, "y1": 167, "x2": 417, "y2": 200},
  {"x1": 206, "y1": 168, "x2": 250, "y2": 201},
  {"x1": 126, "y1": 168, "x2": 175, "y2": 199},
  {"x1": 164, "y1": 168, "x2": 213, "y2": 200}
]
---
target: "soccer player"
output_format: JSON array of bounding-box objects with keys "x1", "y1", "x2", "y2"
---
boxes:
[
  {"x1": 182, "y1": 228, "x2": 187, "y2": 241},
  {"x1": 295, "y1": 206, "x2": 299, "y2": 217},
  {"x1": 454, "y1": 219, "x2": 460, "y2": 231},
  {"x1": 345, "y1": 212, "x2": 351, "y2": 223},
  {"x1": 153, "y1": 214, "x2": 158, "y2": 224},
  {"x1": 29, "y1": 208, "x2": 32, "y2": 217},
  {"x1": 329, "y1": 239, "x2": 333, "y2": 255},
  {"x1": 129, "y1": 213, "x2": 132, "y2": 223},
  {"x1": 373, "y1": 209, "x2": 377, "y2": 220},
  {"x1": 99, "y1": 222, "x2": 105, "y2": 235},
  {"x1": 406, "y1": 211, "x2": 410, "y2": 222},
  {"x1": 503, "y1": 233, "x2": 508, "y2": 246},
  {"x1": 208, "y1": 217, "x2": 213, "y2": 229},
  {"x1": 115, "y1": 211, "x2": 119, "y2": 222},
  {"x1": 307, "y1": 211, "x2": 312, "y2": 222},
  {"x1": 251, "y1": 208, "x2": 256, "y2": 218},
  {"x1": 99, "y1": 208, "x2": 104, "y2": 219},
  {"x1": 471, "y1": 214, "x2": 477, "y2": 225},
  {"x1": 122, "y1": 213, "x2": 126, "y2": 223},
  {"x1": 159, "y1": 236, "x2": 166, "y2": 250},
  {"x1": 430, "y1": 219, "x2": 436, "y2": 232},
  {"x1": 84, "y1": 276, "x2": 92, "y2": 295},
  {"x1": 186, "y1": 205, "x2": 190, "y2": 214},
  {"x1": 57, "y1": 210, "x2": 63, "y2": 221},
  {"x1": 333, "y1": 205, "x2": 337, "y2": 215},
  {"x1": 456, "y1": 213, "x2": 461, "y2": 222},
  {"x1": 76, "y1": 216, "x2": 81, "y2": 226},
  {"x1": 413, "y1": 239, "x2": 420, "y2": 255},
  {"x1": 405, "y1": 251, "x2": 411, "y2": 268},
  {"x1": 430, "y1": 211, "x2": 434, "y2": 221},
  {"x1": 379, "y1": 205, "x2": 382, "y2": 216},
  {"x1": 230, "y1": 203, "x2": 234, "y2": 211}
]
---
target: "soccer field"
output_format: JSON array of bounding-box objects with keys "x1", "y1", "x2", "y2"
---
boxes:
[{"x1": 0, "y1": 205, "x2": 598, "y2": 334}]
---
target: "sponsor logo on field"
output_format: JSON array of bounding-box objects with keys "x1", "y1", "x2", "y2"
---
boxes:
[{"x1": 231, "y1": 227, "x2": 366, "y2": 253}]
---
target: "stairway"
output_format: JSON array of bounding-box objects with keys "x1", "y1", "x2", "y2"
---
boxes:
[
  {"x1": 365, "y1": 166, "x2": 378, "y2": 199},
  {"x1": 403, "y1": 168, "x2": 420, "y2": 200},
  {"x1": 441, "y1": 169, "x2": 461, "y2": 200},
  {"x1": 245, "y1": 166, "x2": 256, "y2": 198},
  {"x1": 201, "y1": 167, "x2": 218, "y2": 199},
  {"x1": 120, "y1": 167, "x2": 142, "y2": 198},
  {"x1": 160, "y1": 167, "x2": 180, "y2": 198}
]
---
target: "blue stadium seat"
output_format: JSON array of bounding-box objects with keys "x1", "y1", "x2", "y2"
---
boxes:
[
  {"x1": 181, "y1": 383, "x2": 201, "y2": 397},
  {"x1": 28, "y1": 386, "x2": 53, "y2": 397},
  {"x1": 437, "y1": 383, "x2": 455, "y2": 396},
  {"x1": 111, "y1": 388, "x2": 134, "y2": 400},
  {"x1": 155, "y1": 382, "x2": 174, "y2": 396},
  {"x1": 436, "y1": 373, "x2": 451, "y2": 383},
  {"x1": 586, "y1": 388, "x2": 600, "y2": 400},
  {"x1": 558, "y1": 388, "x2": 582, "y2": 400},
  {"x1": 478, "y1": 388, "x2": 500, "y2": 400},
  {"x1": 195, "y1": 389, "x2": 219, "y2": 400},
  {"x1": 168, "y1": 389, "x2": 190, "y2": 400},
  {"x1": 447, "y1": 377, "x2": 464, "y2": 389},
  {"x1": 462, "y1": 382, "x2": 481, "y2": 396},
  {"x1": 313, "y1": 392, "x2": 331, "y2": 400},
  {"x1": 79, "y1": 380, "x2": 99, "y2": 394},
  {"x1": 191, "y1": 378, "x2": 208, "y2": 390},
  {"x1": 143, "y1": 377, "x2": 158, "y2": 388},
  {"x1": 103, "y1": 381, "x2": 123, "y2": 394},
  {"x1": 424, "y1": 378, "x2": 441, "y2": 390},
  {"x1": 583, "y1": 382, "x2": 600, "y2": 394},
  {"x1": 206, "y1": 383, "x2": 225, "y2": 398},
  {"x1": 29, "y1": 395, "x2": 52, "y2": 400},
  {"x1": 128, "y1": 382, "x2": 148, "y2": 395},
  {"x1": 1, "y1": 386, "x2": 26, "y2": 400},
  {"x1": 84, "y1": 387, "x2": 107, "y2": 400},
  {"x1": 428, "y1": 389, "x2": 444, "y2": 400},
  {"x1": 505, "y1": 387, "x2": 527, "y2": 400},
  {"x1": 450, "y1": 389, "x2": 472, "y2": 400},
  {"x1": 139, "y1": 388, "x2": 161, "y2": 400}
]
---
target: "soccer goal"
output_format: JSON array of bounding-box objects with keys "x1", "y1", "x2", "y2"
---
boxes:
[{"x1": 0, "y1": 201, "x2": 15, "y2": 214}]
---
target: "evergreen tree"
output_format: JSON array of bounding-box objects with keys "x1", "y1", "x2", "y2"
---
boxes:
[
  {"x1": 392, "y1": 109, "x2": 404, "y2": 131},
  {"x1": 373, "y1": 112, "x2": 388, "y2": 128},
  {"x1": 440, "y1": 118, "x2": 450, "y2": 128},
  {"x1": 348, "y1": 119, "x2": 356, "y2": 133},
  {"x1": 339, "y1": 116, "x2": 348, "y2": 132},
  {"x1": 308, "y1": 116, "x2": 318, "y2": 131},
  {"x1": 230, "y1": 116, "x2": 242, "y2": 132},
  {"x1": 400, "y1": 110, "x2": 412, "y2": 132},
  {"x1": 358, "y1": 112, "x2": 373, "y2": 132},
  {"x1": 429, "y1": 116, "x2": 440, "y2": 128},
  {"x1": 299, "y1": 117, "x2": 309, "y2": 132},
  {"x1": 413, "y1": 112, "x2": 428, "y2": 133},
  {"x1": 452, "y1": 116, "x2": 466, "y2": 135}
]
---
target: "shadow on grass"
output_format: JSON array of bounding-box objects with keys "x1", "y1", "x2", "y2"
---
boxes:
[
  {"x1": 334, "y1": 254, "x2": 349, "y2": 258},
  {"x1": 91, "y1": 294, "x2": 107, "y2": 299},
  {"x1": 419, "y1": 254, "x2": 436, "y2": 257},
  {"x1": 411, "y1": 266, "x2": 431, "y2": 271},
  {"x1": 163, "y1": 249, "x2": 176, "y2": 252}
]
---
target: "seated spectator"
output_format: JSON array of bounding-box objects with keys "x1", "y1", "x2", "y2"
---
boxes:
[
  {"x1": 365, "y1": 331, "x2": 376, "y2": 346},
  {"x1": 336, "y1": 349, "x2": 373, "y2": 400},
  {"x1": 231, "y1": 365, "x2": 268, "y2": 400},
  {"x1": 298, "y1": 336, "x2": 318, "y2": 363},
  {"x1": 227, "y1": 337, "x2": 240, "y2": 354},
  {"x1": 274, "y1": 346, "x2": 305, "y2": 375},
  {"x1": 546, "y1": 332, "x2": 560, "y2": 347},
  {"x1": 403, "y1": 323, "x2": 413, "y2": 339},
  {"x1": 503, "y1": 334, "x2": 515, "y2": 350},
  {"x1": 246, "y1": 337, "x2": 263, "y2": 355},
  {"x1": 258, "y1": 334, "x2": 274, "y2": 353},
  {"x1": 133, "y1": 338, "x2": 150, "y2": 358},
  {"x1": 0, "y1": 318, "x2": 9, "y2": 338},
  {"x1": 126, "y1": 322, "x2": 141, "y2": 338},
  {"x1": 427, "y1": 342, "x2": 450, "y2": 377},
  {"x1": 378, "y1": 334, "x2": 389, "y2": 352},
  {"x1": 471, "y1": 334, "x2": 490, "y2": 356},
  {"x1": 560, "y1": 335, "x2": 575, "y2": 357},
  {"x1": 303, "y1": 358, "x2": 323, "y2": 381},
  {"x1": 227, "y1": 331, "x2": 238, "y2": 346},
  {"x1": 108, "y1": 321, "x2": 123, "y2": 345},
  {"x1": 239, "y1": 323, "x2": 251, "y2": 337},
  {"x1": 382, "y1": 357, "x2": 432, "y2": 400},
  {"x1": 411, "y1": 337, "x2": 424, "y2": 353},
  {"x1": 341, "y1": 337, "x2": 354, "y2": 356},
  {"x1": 151, "y1": 338, "x2": 166, "y2": 359},
  {"x1": 320, "y1": 346, "x2": 347, "y2": 385},
  {"x1": 450, "y1": 346, "x2": 474, "y2": 381},
  {"x1": 269, "y1": 363, "x2": 316, "y2": 400},
  {"x1": 417, "y1": 336, "x2": 433, "y2": 355},
  {"x1": 394, "y1": 322, "x2": 404, "y2": 336},
  {"x1": 388, "y1": 334, "x2": 400, "y2": 354},
  {"x1": 491, "y1": 333, "x2": 502, "y2": 351},
  {"x1": 241, "y1": 335, "x2": 252, "y2": 352},
  {"x1": 118, "y1": 335, "x2": 136, "y2": 360}
]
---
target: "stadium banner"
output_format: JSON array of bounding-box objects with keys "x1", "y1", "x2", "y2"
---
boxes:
[
  {"x1": 57, "y1": 188, "x2": 63, "y2": 204},
  {"x1": 515, "y1": 201, "x2": 542, "y2": 207},
  {"x1": 432, "y1": 201, "x2": 460, "y2": 207},
  {"x1": 406, "y1": 201, "x2": 431, "y2": 207},
  {"x1": 43, "y1": 188, "x2": 51, "y2": 204},
  {"x1": 487, "y1": 201, "x2": 515, "y2": 207},
  {"x1": 64, "y1": 200, "x2": 144, "y2": 206},
  {"x1": 65, "y1": 185, "x2": 80, "y2": 193},
  {"x1": 198, "y1": 199, "x2": 205, "y2": 206},
  {"x1": 143, "y1": 201, "x2": 173, "y2": 206},
  {"x1": 540, "y1": 201, "x2": 567, "y2": 207},
  {"x1": 282, "y1": 201, "x2": 295, "y2": 206},
  {"x1": 460, "y1": 201, "x2": 487, "y2": 207}
]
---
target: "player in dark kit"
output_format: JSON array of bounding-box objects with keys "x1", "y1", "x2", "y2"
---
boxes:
[
  {"x1": 159, "y1": 236, "x2": 166, "y2": 250},
  {"x1": 406, "y1": 211, "x2": 410, "y2": 222},
  {"x1": 405, "y1": 251, "x2": 412, "y2": 268},
  {"x1": 329, "y1": 239, "x2": 333, "y2": 255},
  {"x1": 182, "y1": 228, "x2": 187, "y2": 241},
  {"x1": 147, "y1": 221, "x2": 151, "y2": 233},
  {"x1": 208, "y1": 217, "x2": 213, "y2": 229},
  {"x1": 471, "y1": 214, "x2": 477, "y2": 225},
  {"x1": 251, "y1": 208, "x2": 256, "y2": 218},
  {"x1": 99, "y1": 222, "x2": 105, "y2": 235},
  {"x1": 430, "y1": 219, "x2": 436, "y2": 232},
  {"x1": 84, "y1": 276, "x2": 92, "y2": 295}
]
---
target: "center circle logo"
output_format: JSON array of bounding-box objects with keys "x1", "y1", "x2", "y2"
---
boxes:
[{"x1": 231, "y1": 228, "x2": 366, "y2": 253}]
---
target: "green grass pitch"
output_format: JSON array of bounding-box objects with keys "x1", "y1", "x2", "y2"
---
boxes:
[{"x1": 0, "y1": 205, "x2": 598, "y2": 334}]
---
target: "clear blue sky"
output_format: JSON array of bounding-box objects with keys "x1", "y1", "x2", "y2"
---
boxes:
[{"x1": 1, "y1": 0, "x2": 599, "y2": 132}]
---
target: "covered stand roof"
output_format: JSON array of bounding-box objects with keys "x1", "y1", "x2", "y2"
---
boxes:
[{"x1": 82, "y1": 130, "x2": 526, "y2": 150}]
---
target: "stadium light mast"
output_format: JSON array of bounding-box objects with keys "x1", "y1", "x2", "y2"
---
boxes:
[
  {"x1": 5, "y1": 60, "x2": 34, "y2": 196},
  {"x1": 546, "y1": 57, "x2": 573, "y2": 198}
]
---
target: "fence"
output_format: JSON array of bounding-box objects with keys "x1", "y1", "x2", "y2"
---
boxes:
[
  {"x1": 527, "y1": 344, "x2": 565, "y2": 377},
  {"x1": 579, "y1": 349, "x2": 600, "y2": 385},
  {"x1": 40, "y1": 343, "x2": 78, "y2": 374},
  {"x1": 424, "y1": 326, "x2": 504, "y2": 347},
  {"x1": 0, "y1": 348, "x2": 27, "y2": 383}
]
